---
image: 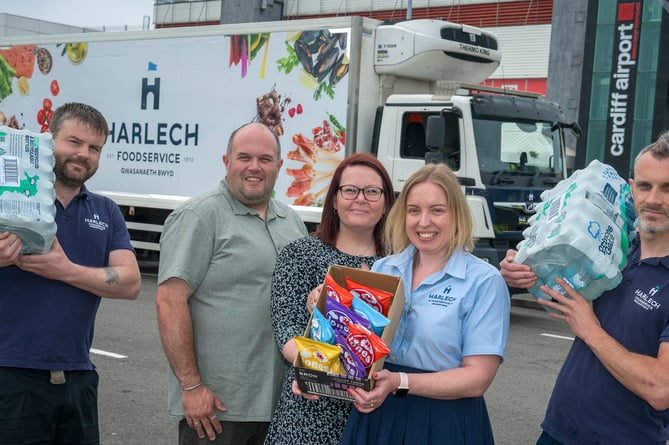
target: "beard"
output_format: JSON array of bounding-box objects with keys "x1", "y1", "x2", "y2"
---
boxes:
[
  {"x1": 54, "y1": 154, "x2": 96, "y2": 189},
  {"x1": 635, "y1": 206, "x2": 669, "y2": 235}
]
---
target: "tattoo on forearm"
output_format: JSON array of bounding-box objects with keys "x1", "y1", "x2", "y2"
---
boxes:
[{"x1": 104, "y1": 267, "x2": 120, "y2": 286}]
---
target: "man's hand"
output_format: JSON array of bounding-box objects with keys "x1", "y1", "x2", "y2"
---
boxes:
[
  {"x1": 499, "y1": 249, "x2": 537, "y2": 289},
  {"x1": 0, "y1": 232, "x2": 22, "y2": 267},
  {"x1": 537, "y1": 277, "x2": 601, "y2": 340},
  {"x1": 15, "y1": 237, "x2": 72, "y2": 280},
  {"x1": 182, "y1": 385, "x2": 226, "y2": 441}
]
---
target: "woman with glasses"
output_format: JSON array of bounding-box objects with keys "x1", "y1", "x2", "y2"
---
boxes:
[
  {"x1": 339, "y1": 163, "x2": 510, "y2": 445},
  {"x1": 264, "y1": 153, "x2": 394, "y2": 445}
]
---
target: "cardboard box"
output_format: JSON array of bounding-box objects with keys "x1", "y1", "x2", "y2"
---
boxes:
[{"x1": 293, "y1": 265, "x2": 405, "y2": 401}]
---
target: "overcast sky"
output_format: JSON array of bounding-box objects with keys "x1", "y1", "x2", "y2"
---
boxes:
[{"x1": 2, "y1": 0, "x2": 154, "y2": 28}]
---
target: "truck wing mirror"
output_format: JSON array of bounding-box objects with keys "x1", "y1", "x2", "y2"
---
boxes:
[
  {"x1": 425, "y1": 115, "x2": 445, "y2": 150},
  {"x1": 552, "y1": 121, "x2": 582, "y2": 139},
  {"x1": 569, "y1": 121, "x2": 583, "y2": 138}
]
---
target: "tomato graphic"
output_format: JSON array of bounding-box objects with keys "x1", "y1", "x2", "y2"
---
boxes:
[
  {"x1": 37, "y1": 109, "x2": 46, "y2": 125},
  {"x1": 36, "y1": 99, "x2": 55, "y2": 133},
  {"x1": 50, "y1": 80, "x2": 60, "y2": 96},
  {"x1": 287, "y1": 104, "x2": 303, "y2": 118}
]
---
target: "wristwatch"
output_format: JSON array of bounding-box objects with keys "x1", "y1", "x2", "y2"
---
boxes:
[{"x1": 394, "y1": 372, "x2": 409, "y2": 397}]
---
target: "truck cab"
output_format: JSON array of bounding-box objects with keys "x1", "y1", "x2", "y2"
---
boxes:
[{"x1": 373, "y1": 86, "x2": 579, "y2": 266}]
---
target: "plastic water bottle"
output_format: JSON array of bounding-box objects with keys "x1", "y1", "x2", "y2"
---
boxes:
[
  {"x1": 515, "y1": 160, "x2": 636, "y2": 304},
  {"x1": 0, "y1": 126, "x2": 57, "y2": 254}
]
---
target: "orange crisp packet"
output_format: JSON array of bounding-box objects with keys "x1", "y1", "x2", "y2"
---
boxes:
[
  {"x1": 325, "y1": 274, "x2": 354, "y2": 307},
  {"x1": 345, "y1": 277, "x2": 394, "y2": 316},
  {"x1": 294, "y1": 336, "x2": 345, "y2": 375},
  {"x1": 344, "y1": 321, "x2": 390, "y2": 372}
]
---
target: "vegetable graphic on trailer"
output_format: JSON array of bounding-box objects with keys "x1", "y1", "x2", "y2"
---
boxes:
[{"x1": 230, "y1": 28, "x2": 350, "y2": 206}]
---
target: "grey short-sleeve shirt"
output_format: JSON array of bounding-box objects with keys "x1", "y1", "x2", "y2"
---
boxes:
[{"x1": 159, "y1": 180, "x2": 308, "y2": 422}]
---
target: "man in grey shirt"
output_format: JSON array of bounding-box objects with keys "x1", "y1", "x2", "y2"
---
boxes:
[{"x1": 156, "y1": 122, "x2": 308, "y2": 445}]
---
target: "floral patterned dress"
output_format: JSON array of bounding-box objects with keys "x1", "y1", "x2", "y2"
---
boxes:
[{"x1": 264, "y1": 235, "x2": 380, "y2": 445}]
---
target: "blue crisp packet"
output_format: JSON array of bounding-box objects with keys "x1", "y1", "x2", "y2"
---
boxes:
[
  {"x1": 351, "y1": 295, "x2": 390, "y2": 336},
  {"x1": 310, "y1": 307, "x2": 335, "y2": 344}
]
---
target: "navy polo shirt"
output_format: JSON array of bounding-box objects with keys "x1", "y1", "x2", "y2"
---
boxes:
[
  {"x1": 0, "y1": 185, "x2": 134, "y2": 371},
  {"x1": 542, "y1": 236, "x2": 669, "y2": 444}
]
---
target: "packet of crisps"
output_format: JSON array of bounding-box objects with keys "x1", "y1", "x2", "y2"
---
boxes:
[
  {"x1": 325, "y1": 274, "x2": 354, "y2": 307},
  {"x1": 345, "y1": 321, "x2": 391, "y2": 372},
  {"x1": 325, "y1": 295, "x2": 370, "y2": 338},
  {"x1": 294, "y1": 336, "x2": 345, "y2": 375},
  {"x1": 310, "y1": 307, "x2": 335, "y2": 344},
  {"x1": 334, "y1": 331, "x2": 368, "y2": 379},
  {"x1": 345, "y1": 277, "x2": 394, "y2": 316},
  {"x1": 351, "y1": 295, "x2": 390, "y2": 336}
]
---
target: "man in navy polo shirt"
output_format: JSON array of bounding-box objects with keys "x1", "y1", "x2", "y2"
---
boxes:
[
  {"x1": 500, "y1": 131, "x2": 669, "y2": 444},
  {"x1": 0, "y1": 102, "x2": 141, "y2": 445}
]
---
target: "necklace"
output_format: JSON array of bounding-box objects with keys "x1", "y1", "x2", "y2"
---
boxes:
[
  {"x1": 355, "y1": 239, "x2": 375, "y2": 257},
  {"x1": 338, "y1": 238, "x2": 375, "y2": 257}
]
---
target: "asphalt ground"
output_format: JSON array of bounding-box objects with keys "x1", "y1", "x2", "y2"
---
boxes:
[{"x1": 93, "y1": 272, "x2": 573, "y2": 444}]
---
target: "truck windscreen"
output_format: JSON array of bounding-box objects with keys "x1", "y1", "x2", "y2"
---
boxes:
[{"x1": 473, "y1": 117, "x2": 563, "y2": 178}]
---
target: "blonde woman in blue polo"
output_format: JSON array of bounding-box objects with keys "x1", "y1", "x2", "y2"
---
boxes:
[{"x1": 340, "y1": 163, "x2": 510, "y2": 445}]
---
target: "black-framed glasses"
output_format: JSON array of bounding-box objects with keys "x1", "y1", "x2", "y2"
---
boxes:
[{"x1": 338, "y1": 185, "x2": 385, "y2": 202}]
